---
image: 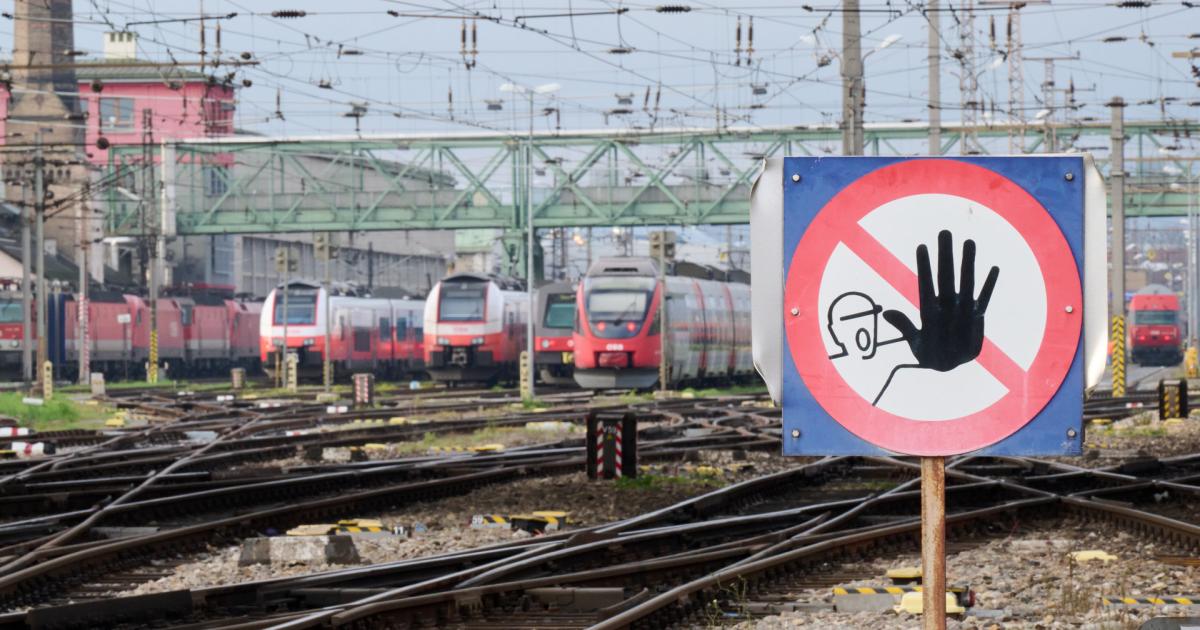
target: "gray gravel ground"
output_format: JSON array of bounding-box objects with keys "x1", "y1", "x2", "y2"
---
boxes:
[{"x1": 740, "y1": 518, "x2": 1198, "y2": 629}]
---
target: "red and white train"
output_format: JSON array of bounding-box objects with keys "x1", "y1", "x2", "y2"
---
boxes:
[
  {"x1": 534, "y1": 281, "x2": 577, "y2": 385},
  {"x1": 260, "y1": 282, "x2": 425, "y2": 378},
  {"x1": 573, "y1": 258, "x2": 753, "y2": 389},
  {"x1": 0, "y1": 284, "x2": 261, "y2": 380},
  {"x1": 423, "y1": 273, "x2": 528, "y2": 384}
]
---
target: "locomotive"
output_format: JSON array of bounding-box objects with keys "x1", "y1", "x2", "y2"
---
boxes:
[
  {"x1": 423, "y1": 273, "x2": 528, "y2": 384},
  {"x1": 533, "y1": 281, "x2": 577, "y2": 385},
  {"x1": 260, "y1": 282, "x2": 425, "y2": 379},
  {"x1": 1128, "y1": 288, "x2": 1183, "y2": 365},
  {"x1": 573, "y1": 258, "x2": 753, "y2": 389},
  {"x1": 0, "y1": 284, "x2": 262, "y2": 381}
]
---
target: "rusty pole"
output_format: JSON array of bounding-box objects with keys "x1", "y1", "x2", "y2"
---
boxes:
[{"x1": 921, "y1": 456, "x2": 946, "y2": 629}]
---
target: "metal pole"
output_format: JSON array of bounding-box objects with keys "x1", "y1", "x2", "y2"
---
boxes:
[
  {"x1": 79, "y1": 183, "x2": 90, "y2": 384},
  {"x1": 324, "y1": 234, "x2": 333, "y2": 392},
  {"x1": 1110, "y1": 97, "x2": 1127, "y2": 396},
  {"x1": 921, "y1": 457, "x2": 947, "y2": 630},
  {"x1": 282, "y1": 245, "x2": 290, "y2": 390},
  {"x1": 658, "y1": 236, "x2": 667, "y2": 392},
  {"x1": 20, "y1": 163, "x2": 31, "y2": 386},
  {"x1": 525, "y1": 89, "x2": 536, "y2": 400},
  {"x1": 34, "y1": 133, "x2": 47, "y2": 389},
  {"x1": 145, "y1": 110, "x2": 159, "y2": 384},
  {"x1": 927, "y1": 0, "x2": 941, "y2": 155},
  {"x1": 841, "y1": 0, "x2": 864, "y2": 155}
]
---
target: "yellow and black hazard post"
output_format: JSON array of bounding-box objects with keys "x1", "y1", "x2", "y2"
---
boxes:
[
  {"x1": 1111, "y1": 315, "x2": 1126, "y2": 397},
  {"x1": 40, "y1": 361, "x2": 52, "y2": 400},
  {"x1": 1187, "y1": 346, "x2": 1199, "y2": 378},
  {"x1": 286, "y1": 353, "x2": 299, "y2": 393},
  {"x1": 147, "y1": 329, "x2": 159, "y2": 385},
  {"x1": 1159, "y1": 380, "x2": 1179, "y2": 421},
  {"x1": 519, "y1": 351, "x2": 532, "y2": 400}
]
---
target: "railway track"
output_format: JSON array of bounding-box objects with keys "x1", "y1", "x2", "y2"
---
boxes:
[{"x1": 2, "y1": 389, "x2": 1199, "y2": 628}]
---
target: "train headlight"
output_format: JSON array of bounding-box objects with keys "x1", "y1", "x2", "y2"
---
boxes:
[
  {"x1": 471, "y1": 337, "x2": 485, "y2": 346},
  {"x1": 437, "y1": 337, "x2": 451, "y2": 346},
  {"x1": 541, "y1": 339, "x2": 550, "y2": 349},
  {"x1": 303, "y1": 338, "x2": 315, "y2": 346},
  {"x1": 567, "y1": 339, "x2": 574, "y2": 348},
  {"x1": 8, "y1": 340, "x2": 16, "y2": 348}
]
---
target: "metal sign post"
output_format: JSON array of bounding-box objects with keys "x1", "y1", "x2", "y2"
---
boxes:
[
  {"x1": 754, "y1": 156, "x2": 1104, "y2": 628},
  {"x1": 921, "y1": 457, "x2": 946, "y2": 627}
]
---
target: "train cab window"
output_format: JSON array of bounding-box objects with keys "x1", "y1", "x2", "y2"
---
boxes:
[
  {"x1": 543, "y1": 294, "x2": 576, "y2": 329},
  {"x1": 273, "y1": 290, "x2": 318, "y2": 325},
  {"x1": 180, "y1": 304, "x2": 193, "y2": 326},
  {"x1": 583, "y1": 276, "x2": 655, "y2": 339},
  {"x1": 439, "y1": 283, "x2": 485, "y2": 321},
  {"x1": 0, "y1": 301, "x2": 21, "y2": 323},
  {"x1": 1135, "y1": 310, "x2": 1178, "y2": 325},
  {"x1": 379, "y1": 317, "x2": 391, "y2": 340}
]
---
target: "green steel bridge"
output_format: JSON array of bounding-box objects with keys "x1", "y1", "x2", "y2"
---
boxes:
[{"x1": 103, "y1": 120, "x2": 1199, "y2": 244}]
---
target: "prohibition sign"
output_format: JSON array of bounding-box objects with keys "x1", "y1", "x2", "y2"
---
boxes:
[{"x1": 784, "y1": 159, "x2": 1081, "y2": 456}]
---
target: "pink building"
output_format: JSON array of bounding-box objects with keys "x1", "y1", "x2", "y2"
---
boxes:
[{"x1": 0, "y1": 31, "x2": 236, "y2": 165}]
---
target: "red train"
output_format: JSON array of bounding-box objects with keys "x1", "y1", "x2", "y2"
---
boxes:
[
  {"x1": 573, "y1": 258, "x2": 753, "y2": 389},
  {"x1": 1128, "y1": 289, "x2": 1183, "y2": 365},
  {"x1": 534, "y1": 281, "x2": 576, "y2": 385},
  {"x1": 0, "y1": 284, "x2": 262, "y2": 381},
  {"x1": 260, "y1": 282, "x2": 425, "y2": 379},
  {"x1": 423, "y1": 273, "x2": 528, "y2": 384}
]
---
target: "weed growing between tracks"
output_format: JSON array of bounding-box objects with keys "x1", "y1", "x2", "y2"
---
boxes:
[
  {"x1": 0, "y1": 392, "x2": 116, "y2": 430},
  {"x1": 615, "y1": 473, "x2": 727, "y2": 491}
]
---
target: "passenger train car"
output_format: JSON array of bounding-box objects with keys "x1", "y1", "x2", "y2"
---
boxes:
[
  {"x1": 573, "y1": 258, "x2": 753, "y2": 389},
  {"x1": 1128, "y1": 287, "x2": 1183, "y2": 366},
  {"x1": 260, "y1": 282, "x2": 425, "y2": 378},
  {"x1": 423, "y1": 273, "x2": 528, "y2": 384},
  {"x1": 0, "y1": 284, "x2": 262, "y2": 380},
  {"x1": 534, "y1": 282, "x2": 577, "y2": 385}
]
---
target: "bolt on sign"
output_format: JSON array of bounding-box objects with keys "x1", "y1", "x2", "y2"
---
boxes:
[{"x1": 751, "y1": 157, "x2": 1110, "y2": 457}]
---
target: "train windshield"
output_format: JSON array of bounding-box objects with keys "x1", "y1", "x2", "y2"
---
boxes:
[
  {"x1": 1135, "y1": 310, "x2": 1177, "y2": 325},
  {"x1": 0, "y1": 301, "x2": 20, "y2": 323},
  {"x1": 542, "y1": 293, "x2": 576, "y2": 329},
  {"x1": 440, "y1": 283, "x2": 486, "y2": 321},
  {"x1": 272, "y1": 290, "x2": 317, "y2": 325},
  {"x1": 584, "y1": 277, "x2": 654, "y2": 337}
]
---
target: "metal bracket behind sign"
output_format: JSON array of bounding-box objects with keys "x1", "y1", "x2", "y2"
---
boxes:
[{"x1": 750, "y1": 158, "x2": 783, "y2": 403}]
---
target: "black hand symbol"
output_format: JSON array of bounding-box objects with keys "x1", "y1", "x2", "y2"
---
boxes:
[{"x1": 882, "y1": 230, "x2": 999, "y2": 373}]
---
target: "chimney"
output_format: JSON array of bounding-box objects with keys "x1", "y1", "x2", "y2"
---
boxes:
[{"x1": 103, "y1": 31, "x2": 137, "y2": 60}]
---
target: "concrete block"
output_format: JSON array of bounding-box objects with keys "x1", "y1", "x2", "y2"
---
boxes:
[
  {"x1": 239, "y1": 535, "x2": 361, "y2": 567},
  {"x1": 834, "y1": 593, "x2": 897, "y2": 613}
]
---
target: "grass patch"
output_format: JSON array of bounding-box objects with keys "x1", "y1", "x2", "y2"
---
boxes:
[
  {"x1": 0, "y1": 392, "x2": 115, "y2": 431},
  {"x1": 385, "y1": 425, "x2": 572, "y2": 455},
  {"x1": 614, "y1": 473, "x2": 726, "y2": 491},
  {"x1": 687, "y1": 384, "x2": 768, "y2": 398}
]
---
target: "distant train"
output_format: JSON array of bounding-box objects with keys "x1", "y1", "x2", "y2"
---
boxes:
[
  {"x1": 260, "y1": 282, "x2": 425, "y2": 378},
  {"x1": 0, "y1": 284, "x2": 262, "y2": 380},
  {"x1": 534, "y1": 281, "x2": 576, "y2": 385},
  {"x1": 423, "y1": 273, "x2": 528, "y2": 384},
  {"x1": 1128, "y1": 288, "x2": 1183, "y2": 366},
  {"x1": 573, "y1": 258, "x2": 753, "y2": 388}
]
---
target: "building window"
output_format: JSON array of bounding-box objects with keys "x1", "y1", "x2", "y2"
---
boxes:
[
  {"x1": 204, "y1": 166, "x2": 228, "y2": 196},
  {"x1": 99, "y1": 97, "x2": 135, "y2": 132}
]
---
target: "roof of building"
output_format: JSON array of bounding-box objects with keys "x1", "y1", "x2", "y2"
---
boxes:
[{"x1": 74, "y1": 59, "x2": 210, "y2": 83}]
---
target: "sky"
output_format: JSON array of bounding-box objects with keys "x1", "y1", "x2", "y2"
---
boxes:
[
  {"x1": 23, "y1": 1, "x2": 1198, "y2": 274},
  {"x1": 48, "y1": 0, "x2": 1200, "y2": 144}
]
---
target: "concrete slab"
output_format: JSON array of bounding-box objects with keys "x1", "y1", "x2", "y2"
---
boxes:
[
  {"x1": 833, "y1": 593, "x2": 897, "y2": 613},
  {"x1": 239, "y1": 535, "x2": 361, "y2": 567}
]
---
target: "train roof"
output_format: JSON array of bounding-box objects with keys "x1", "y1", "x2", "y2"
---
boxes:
[
  {"x1": 441, "y1": 272, "x2": 525, "y2": 291},
  {"x1": 585, "y1": 257, "x2": 749, "y2": 284}
]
